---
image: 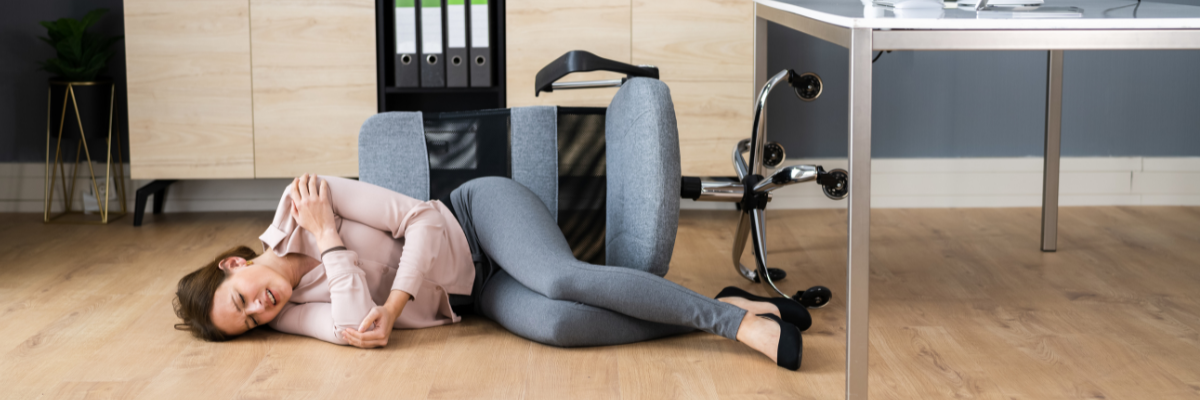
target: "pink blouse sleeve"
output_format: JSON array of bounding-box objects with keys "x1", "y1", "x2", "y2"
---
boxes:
[
  {"x1": 267, "y1": 249, "x2": 377, "y2": 346},
  {"x1": 269, "y1": 303, "x2": 344, "y2": 345},
  {"x1": 321, "y1": 176, "x2": 450, "y2": 298}
]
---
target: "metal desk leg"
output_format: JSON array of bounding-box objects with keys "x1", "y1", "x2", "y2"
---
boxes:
[
  {"x1": 846, "y1": 28, "x2": 873, "y2": 400},
  {"x1": 1042, "y1": 50, "x2": 1063, "y2": 252}
]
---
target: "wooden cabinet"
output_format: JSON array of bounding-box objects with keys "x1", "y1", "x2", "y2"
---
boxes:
[
  {"x1": 505, "y1": 0, "x2": 631, "y2": 108},
  {"x1": 250, "y1": 0, "x2": 377, "y2": 178},
  {"x1": 125, "y1": 0, "x2": 256, "y2": 179},
  {"x1": 125, "y1": 0, "x2": 376, "y2": 179},
  {"x1": 633, "y1": 0, "x2": 754, "y2": 177},
  {"x1": 128, "y1": 0, "x2": 751, "y2": 178},
  {"x1": 505, "y1": 0, "x2": 755, "y2": 176}
]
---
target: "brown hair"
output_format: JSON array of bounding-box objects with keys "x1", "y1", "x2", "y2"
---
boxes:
[{"x1": 173, "y1": 245, "x2": 259, "y2": 341}]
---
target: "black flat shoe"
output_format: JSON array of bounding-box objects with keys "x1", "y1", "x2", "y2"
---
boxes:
[
  {"x1": 717, "y1": 286, "x2": 812, "y2": 331},
  {"x1": 757, "y1": 313, "x2": 802, "y2": 371}
]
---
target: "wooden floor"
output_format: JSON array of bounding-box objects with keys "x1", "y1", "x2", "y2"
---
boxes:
[{"x1": 1, "y1": 206, "x2": 1199, "y2": 399}]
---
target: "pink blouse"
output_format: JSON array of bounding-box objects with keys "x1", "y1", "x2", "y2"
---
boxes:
[{"x1": 260, "y1": 176, "x2": 475, "y2": 345}]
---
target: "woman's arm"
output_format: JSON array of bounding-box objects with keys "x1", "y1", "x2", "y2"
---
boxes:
[
  {"x1": 341, "y1": 289, "x2": 411, "y2": 348},
  {"x1": 288, "y1": 174, "x2": 378, "y2": 347},
  {"x1": 319, "y1": 176, "x2": 452, "y2": 299}
]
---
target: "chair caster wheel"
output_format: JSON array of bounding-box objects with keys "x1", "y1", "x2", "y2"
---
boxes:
[
  {"x1": 820, "y1": 168, "x2": 849, "y2": 200},
  {"x1": 753, "y1": 268, "x2": 788, "y2": 283},
  {"x1": 791, "y1": 72, "x2": 823, "y2": 102},
  {"x1": 796, "y1": 286, "x2": 832, "y2": 309},
  {"x1": 763, "y1": 141, "x2": 786, "y2": 168}
]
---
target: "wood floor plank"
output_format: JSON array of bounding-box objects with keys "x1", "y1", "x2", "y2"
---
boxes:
[
  {"x1": 326, "y1": 323, "x2": 454, "y2": 399},
  {"x1": 869, "y1": 326, "x2": 1007, "y2": 399},
  {"x1": 424, "y1": 318, "x2": 531, "y2": 400},
  {"x1": 523, "y1": 342, "x2": 621, "y2": 400},
  {"x1": 616, "y1": 334, "x2": 722, "y2": 400}
]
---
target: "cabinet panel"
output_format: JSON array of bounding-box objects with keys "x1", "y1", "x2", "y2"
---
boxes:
[
  {"x1": 250, "y1": 0, "x2": 377, "y2": 178},
  {"x1": 506, "y1": 0, "x2": 631, "y2": 108},
  {"x1": 125, "y1": 0, "x2": 255, "y2": 179},
  {"x1": 631, "y1": 0, "x2": 753, "y2": 83},
  {"x1": 670, "y1": 81, "x2": 753, "y2": 176},
  {"x1": 633, "y1": 0, "x2": 754, "y2": 177}
]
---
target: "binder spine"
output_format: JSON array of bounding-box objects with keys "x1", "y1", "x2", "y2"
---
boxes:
[
  {"x1": 468, "y1": 0, "x2": 491, "y2": 87},
  {"x1": 394, "y1": 0, "x2": 419, "y2": 87},
  {"x1": 419, "y1": 0, "x2": 445, "y2": 87},
  {"x1": 446, "y1": 0, "x2": 468, "y2": 87}
]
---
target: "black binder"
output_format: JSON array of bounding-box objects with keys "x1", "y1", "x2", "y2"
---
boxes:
[
  {"x1": 446, "y1": 0, "x2": 468, "y2": 87},
  {"x1": 468, "y1": 0, "x2": 491, "y2": 87},
  {"x1": 394, "y1": 0, "x2": 419, "y2": 87},
  {"x1": 419, "y1": 0, "x2": 445, "y2": 87}
]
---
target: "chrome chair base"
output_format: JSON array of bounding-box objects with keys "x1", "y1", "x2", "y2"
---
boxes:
[{"x1": 681, "y1": 69, "x2": 847, "y2": 300}]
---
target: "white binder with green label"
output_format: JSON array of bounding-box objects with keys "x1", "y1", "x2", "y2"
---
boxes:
[
  {"x1": 446, "y1": 0, "x2": 469, "y2": 87},
  {"x1": 468, "y1": 0, "x2": 490, "y2": 87},
  {"x1": 420, "y1": 0, "x2": 444, "y2": 87},
  {"x1": 395, "y1": 0, "x2": 419, "y2": 87}
]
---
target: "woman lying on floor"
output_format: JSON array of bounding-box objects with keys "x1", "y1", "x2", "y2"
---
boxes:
[{"x1": 173, "y1": 174, "x2": 812, "y2": 370}]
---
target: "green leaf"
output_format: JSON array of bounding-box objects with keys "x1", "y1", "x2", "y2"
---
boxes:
[
  {"x1": 79, "y1": 9, "x2": 108, "y2": 29},
  {"x1": 37, "y1": 8, "x2": 122, "y2": 81}
]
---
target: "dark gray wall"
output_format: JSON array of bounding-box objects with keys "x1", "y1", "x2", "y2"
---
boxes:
[
  {"x1": 766, "y1": 19, "x2": 1200, "y2": 158},
  {"x1": 1, "y1": 0, "x2": 126, "y2": 163}
]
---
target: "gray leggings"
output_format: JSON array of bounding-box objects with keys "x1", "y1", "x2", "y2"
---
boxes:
[{"x1": 450, "y1": 177, "x2": 747, "y2": 347}]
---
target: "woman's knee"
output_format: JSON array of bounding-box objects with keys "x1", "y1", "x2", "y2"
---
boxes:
[
  {"x1": 527, "y1": 303, "x2": 595, "y2": 347},
  {"x1": 536, "y1": 270, "x2": 586, "y2": 302},
  {"x1": 460, "y1": 176, "x2": 520, "y2": 193}
]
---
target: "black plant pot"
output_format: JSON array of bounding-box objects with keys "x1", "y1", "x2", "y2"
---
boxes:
[{"x1": 46, "y1": 77, "x2": 118, "y2": 163}]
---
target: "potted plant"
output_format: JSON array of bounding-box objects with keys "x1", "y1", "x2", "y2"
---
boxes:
[
  {"x1": 39, "y1": 8, "x2": 128, "y2": 224},
  {"x1": 39, "y1": 8, "x2": 123, "y2": 82}
]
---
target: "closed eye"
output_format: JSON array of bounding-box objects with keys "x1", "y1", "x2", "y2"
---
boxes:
[{"x1": 238, "y1": 293, "x2": 257, "y2": 329}]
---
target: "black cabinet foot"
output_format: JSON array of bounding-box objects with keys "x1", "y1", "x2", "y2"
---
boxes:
[{"x1": 134, "y1": 180, "x2": 177, "y2": 227}]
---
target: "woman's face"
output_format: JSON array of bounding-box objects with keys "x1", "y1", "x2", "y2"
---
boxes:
[{"x1": 210, "y1": 257, "x2": 293, "y2": 336}]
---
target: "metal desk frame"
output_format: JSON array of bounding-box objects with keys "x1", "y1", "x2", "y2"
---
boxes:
[{"x1": 752, "y1": 3, "x2": 1200, "y2": 398}]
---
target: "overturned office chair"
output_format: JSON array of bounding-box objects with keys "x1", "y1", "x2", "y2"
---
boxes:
[
  {"x1": 359, "y1": 51, "x2": 679, "y2": 279},
  {"x1": 360, "y1": 51, "x2": 833, "y2": 312}
]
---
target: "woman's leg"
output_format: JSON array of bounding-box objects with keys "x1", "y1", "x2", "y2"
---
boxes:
[
  {"x1": 452, "y1": 177, "x2": 747, "y2": 341},
  {"x1": 479, "y1": 270, "x2": 696, "y2": 347}
]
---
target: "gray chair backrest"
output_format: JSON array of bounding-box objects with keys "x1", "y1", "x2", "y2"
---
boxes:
[
  {"x1": 605, "y1": 77, "x2": 681, "y2": 276},
  {"x1": 510, "y1": 106, "x2": 559, "y2": 221},
  {"x1": 358, "y1": 112, "x2": 430, "y2": 201}
]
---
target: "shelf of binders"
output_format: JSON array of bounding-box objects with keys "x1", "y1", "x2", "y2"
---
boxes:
[
  {"x1": 378, "y1": 0, "x2": 506, "y2": 114},
  {"x1": 384, "y1": 86, "x2": 501, "y2": 94}
]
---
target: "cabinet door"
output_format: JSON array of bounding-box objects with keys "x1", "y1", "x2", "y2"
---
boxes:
[
  {"x1": 250, "y1": 0, "x2": 378, "y2": 178},
  {"x1": 633, "y1": 0, "x2": 753, "y2": 176},
  {"x1": 506, "y1": 0, "x2": 631, "y2": 108},
  {"x1": 125, "y1": 0, "x2": 255, "y2": 179}
]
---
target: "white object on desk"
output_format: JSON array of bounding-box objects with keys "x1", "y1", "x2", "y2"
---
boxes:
[
  {"x1": 958, "y1": 0, "x2": 1043, "y2": 6},
  {"x1": 872, "y1": 0, "x2": 945, "y2": 9},
  {"x1": 976, "y1": 5, "x2": 1084, "y2": 18},
  {"x1": 972, "y1": 0, "x2": 1082, "y2": 18},
  {"x1": 865, "y1": 4, "x2": 946, "y2": 18}
]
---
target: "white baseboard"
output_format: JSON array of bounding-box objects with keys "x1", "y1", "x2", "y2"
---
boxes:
[{"x1": 2, "y1": 157, "x2": 1198, "y2": 213}]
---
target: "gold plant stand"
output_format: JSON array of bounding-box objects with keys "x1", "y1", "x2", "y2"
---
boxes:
[{"x1": 44, "y1": 79, "x2": 128, "y2": 224}]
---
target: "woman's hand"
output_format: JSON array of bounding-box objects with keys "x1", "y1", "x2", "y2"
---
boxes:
[
  {"x1": 289, "y1": 174, "x2": 338, "y2": 242},
  {"x1": 342, "y1": 290, "x2": 410, "y2": 349},
  {"x1": 342, "y1": 306, "x2": 396, "y2": 348}
]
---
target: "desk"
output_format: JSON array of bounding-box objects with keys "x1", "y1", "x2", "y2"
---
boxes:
[{"x1": 751, "y1": 1, "x2": 1200, "y2": 398}]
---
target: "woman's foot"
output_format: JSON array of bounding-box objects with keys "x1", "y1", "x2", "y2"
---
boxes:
[
  {"x1": 716, "y1": 287, "x2": 812, "y2": 331},
  {"x1": 736, "y1": 312, "x2": 803, "y2": 370},
  {"x1": 719, "y1": 296, "x2": 780, "y2": 319},
  {"x1": 735, "y1": 311, "x2": 781, "y2": 363}
]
